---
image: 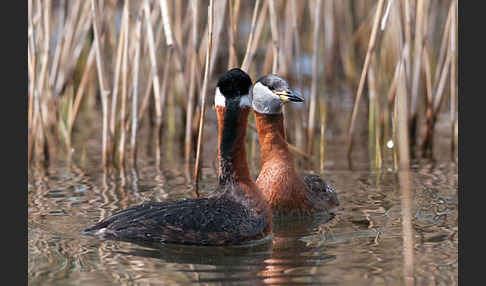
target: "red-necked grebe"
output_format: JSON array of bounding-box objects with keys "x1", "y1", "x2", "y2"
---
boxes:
[
  {"x1": 251, "y1": 74, "x2": 339, "y2": 216},
  {"x1": 82, "y1": 69, "x2": 272, "y2": 245}
]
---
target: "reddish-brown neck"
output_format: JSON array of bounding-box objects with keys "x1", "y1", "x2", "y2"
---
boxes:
[
  {"x1": 254, "y1": 111, "x2": 293, "y2": 165},
  {"x1": 216, "y1": 106, "x2": 252, "y2": 185},
  {"x1": 254, "y1": 110, "x2": 313, "y2": 213}
]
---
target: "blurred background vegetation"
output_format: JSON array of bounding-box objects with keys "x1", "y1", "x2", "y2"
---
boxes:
[{"x1": 28, "y1": 0, "x2": 458, "y2": 176}]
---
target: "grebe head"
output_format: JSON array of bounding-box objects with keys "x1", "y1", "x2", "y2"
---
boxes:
[
  {"x1": 252, "y1": 74, "x2": 304, "y2": 114},
  {"x1": 215, "y1": 68, "x2": 253, "y2": 108}
]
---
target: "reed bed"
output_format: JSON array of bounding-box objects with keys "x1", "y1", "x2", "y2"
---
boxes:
[{"x1": 28, "y1": 0, "x2": 458, "y2": 176}]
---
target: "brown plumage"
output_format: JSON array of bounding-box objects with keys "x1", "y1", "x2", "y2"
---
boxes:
[
  {"x1": 82, "y1": 68, "x2": 272, "y2": 245},
  {"x1": 255, "y1": 112, "x2": 314, "y2": 214},
  {"x1": 252, "y1": 74, "x2": 339, "y2": 216}
]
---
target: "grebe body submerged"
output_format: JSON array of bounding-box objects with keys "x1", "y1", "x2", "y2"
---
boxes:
[
  {"x1": 82, "y1": 69, "x2": 272, "y2": 245},
  {"x1": 251, "y1": 74, "x2": 339, "y2": 216}
]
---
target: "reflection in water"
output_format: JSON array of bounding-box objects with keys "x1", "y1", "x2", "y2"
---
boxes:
[
  {"x1": 28, "y1": 152, "x2": 458, "y2": 285},
  {"x1": 80, "y1": 214, "x2": 337, "y2": 285}
]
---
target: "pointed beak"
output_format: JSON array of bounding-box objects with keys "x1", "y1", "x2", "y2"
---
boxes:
[{"x1": 275, "y1": 90, "x2": 304, "y2": 103}]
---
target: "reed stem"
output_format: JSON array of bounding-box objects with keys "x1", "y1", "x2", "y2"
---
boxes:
[
  {"x1": 118, "y1": 1, "x2": 130, "y2": 169},
  {"x1": 268, "y1": 0, "x2": 279, "y2": 74},
  {"x1": 110, "y1": 2, "x2": 128, "y2": 157},
  {"x1": 241, "y1": 0, "x2": 261, "y2": 72},
  {"x1": 130, "y1": 12, "x2": 143, "y2": 166},
  {"x1": 184, "y1": 0, "x2": 199, "y2": 168},
  {"x1": 91, "y1": 0, "x2": 111, "y2": 169},
  {"x1": 347, "y1": 0, "x2": 386, "y2": 158},
  {"x1": 143, "y1": 0, "x2": 163, "y2": 163},
  {"x1": 306, "y1": 0, "x2": 322, "y2": 155},
  {"x1": 194, "y1": 0, "x2": 214, "y2": 196}
]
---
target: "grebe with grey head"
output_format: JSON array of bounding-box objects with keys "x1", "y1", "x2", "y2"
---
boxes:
[{"x1": 251, "y1": 74, "x2": 339, "y2": 216}]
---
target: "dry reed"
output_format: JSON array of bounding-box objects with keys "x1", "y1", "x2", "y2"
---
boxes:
[
  {"x1": 130, "y1": 13, "x2": 143, "y2": 166},
  {"x1": 184, "y1": 0, "x2": 199, "y2": 169},
  {"x1": 90, "y1": 0, "x2": 111, "y2": 169},
  {"x1": 306, "y1": 0, "x2": 322, "y2": 155},
  {"x1": 27, "y1": 0, "x2": 457, "y2": 174},
  {"x1": 194, "y1": 0, "x2": 215, "y2": 196},
  {"x1": 347, "y1": 0, "x2": 386, "y2": 157}
]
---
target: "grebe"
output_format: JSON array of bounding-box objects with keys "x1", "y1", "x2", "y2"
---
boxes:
[
  {"x1": 82, "y1": 69, "x2": 272, "y2": 245},
  {"x1": 251, "y1": 74, "x2": 339, "y2": 215}
]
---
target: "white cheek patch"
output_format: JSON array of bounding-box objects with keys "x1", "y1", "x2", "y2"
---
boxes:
[
  {"x1": 214, "y1": 87, "x2": 251, "y2": 107},
  {"x1": 253, "y1": 82, "x2": 277, "y2": 98},
  {"x1": 214, "y1": 87, "x2": 226, "y2": 107},
  {"x1": 252, "y1": 81, "x2": 283, "y2": 114}
]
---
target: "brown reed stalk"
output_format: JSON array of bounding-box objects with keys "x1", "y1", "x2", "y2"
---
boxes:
[
  {"x1": 290, "y1": 0, "x2": 302, "y2": 85},
  {"x1": 322, "y1": 0, "x2": 334, "y2": 80},
  {"x1": 227, "y1": 0, "x2": 240, "y2": 68},
  {"x1": 319, "y1": 98, "x2": 327, "y2": 172},
  {"x1": 159, "y1": 0, "x2": 174, "y2": 47},
  {"x1": 130, "y1": 12, "x2": 143, "y2": 166},
  {"x1": 422, "y1": 1, "x2": 454, "y2": 156},
  {"x1": 241, "y1": 0, "x2": 261, "y2": 71},
  {"x1": 47, "y1": 0, "x2": 66, "y2": 89},
  {"x1": 36, "y1": 0, "x2": 52, "y2": 163},
  {"x1": 91, "y1": 0, "x2": 111, "y2": 168},
  {"x1": 143, "y1": 0, "x2": 164, "y2": 163},
  {"x1": 137, "y1": 1, "x2": 169, "y2": 125},
  {"x1": 28, "y1": 56, "x2": 34, "y2": 164},
  {"x1": 380, "y1": 0, "x2": 394, "y2": 31},
  {"x1": 289, "y1": 0, "x2": 305, "y2": 151},
  {"x1": 279, "y1": 1, "x2": 292, "y2": 77},
  {"x1": 268, "y1": 0, "x2": 279, "y2": 74},
  {"x1": 247, "y1": 1, "x2": 269, "y2": 73},
  {"x1": 346, "y1": 0, "x2": 386, "y2": 158},
  {"x1": 118, "y1": 1, "x2": 130, "y2": 169},
  {"x1": 449, "y1": 0, "x2": 457, "y2": 156},
  {"x1": 261, "y1": 47, "x2": 273, "y2": 75},
  {"x1": 206, "y1": 0, "x2": 227, "y2": 76},
  {"x1": 368, "y1": 62, "x2": 381, "y2": 169},
  {"x1": 335, "y1": 0, "x2": 358, "y2": 86},
  {"x1": 396, "y1": 45, "x2": 410, "y2": 167},
  {"x1": 422, "y1": 43, "x2": 433, "y2": 127},
  {"x1": 28, "y1": 0, "x2": 36, "y2": 164},
  {"x1": 421, "y1": 43, "x2": 434, "y2": 152},
  {"x1": 387, "y1": 55, "x2": 402, "y2": 105},
  {"x1": 402, "y1": 0, "x2": 412, "y2": 84},
  {"x1": 194, "y1": 0, "x2": 214, "y2": 195},
  {"x1": 434, "y1": 5, "x2": 452, "y2": 87},
  {"x1": 159, "y1": 50, "x2": 173, "y2": 122},
  {"x1": 71, "y1": 46, "x2": 95, "y2": 127},
  {"x1": 54, "y1": 1, "x2": 92, "y2": 96},
  {"x1": 391, "y1": 43, "x2": 410, "y2": 170},
  {"x1": 37, "y1": 0, "x2": 50, "y2": 98},
  {"x1": 184, "y1": 0, "x2": 199, "y2": 168},
  {"x1": 110, "y1": 2, "x2": 128, "y2": 156},
  {"x1": 409, "y1": 0, "x2": 425, "y2": 148},
  {"x1": 306, "y1": 0, "x2": 322, "y2": 155},
  {"x1": 153, "y1": 0, "x2": 175, "y2": 138},
  {"x1": 396, "y1": 42, "x2": 414, "y2": 285},
  {"x1": 51, "y1": 2, "x2": 92, "y2": 153},
  {"x1": 422, "y1": 42, "x2": 452, "y2": 155}
]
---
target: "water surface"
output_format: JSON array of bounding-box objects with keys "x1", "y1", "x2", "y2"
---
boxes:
[{"x1": 28, "y1": 137, "x2": 458, "y2": 285}]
